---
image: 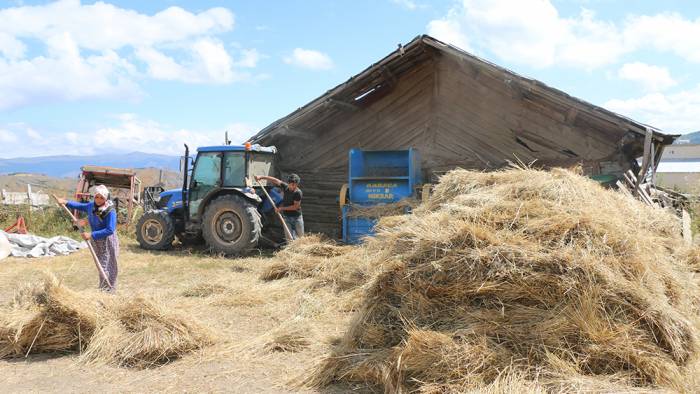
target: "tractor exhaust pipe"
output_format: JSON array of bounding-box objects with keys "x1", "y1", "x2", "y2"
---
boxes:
[{"x1": 182, "y1": 144, "x2": 190, "y2": 223}]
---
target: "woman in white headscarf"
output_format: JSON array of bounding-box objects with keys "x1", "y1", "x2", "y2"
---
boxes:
[{"x1": 57, "y1": 184, "x2": 119, "y2": 292}]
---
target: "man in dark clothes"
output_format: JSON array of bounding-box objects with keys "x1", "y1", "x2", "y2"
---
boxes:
[{"x1": 255, "y1": 173, "x2": 304, "y2": 241}]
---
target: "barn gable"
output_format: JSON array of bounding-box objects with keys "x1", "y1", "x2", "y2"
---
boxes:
[{"x1": 250, "y1": 35, "x2": 677, "y2": 237}]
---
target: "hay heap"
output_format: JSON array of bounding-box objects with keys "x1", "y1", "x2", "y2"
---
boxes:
[
  {"x1": 309, "y1": 167, "x2": 700, "y2": 392},
  {"x1": 259, "y1": 235, "x2": 367, "y2": 291},
  {"x1": 0, "y1": 277, "x2": 101, "y2": 358},
  {"x1": 0, "y1": 276, "x2": 212, "y2": 368},
  {"x1": 345, "y1": 198, "x2": 417, "y2": 219},
  {"x1": 83, "y1": 296, "x2": 213, "y2": 368}
]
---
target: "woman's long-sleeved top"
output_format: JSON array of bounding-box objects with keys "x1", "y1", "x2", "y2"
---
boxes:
[{"x1": 66, "y1": 201, "x2": 117, "y2": 240}]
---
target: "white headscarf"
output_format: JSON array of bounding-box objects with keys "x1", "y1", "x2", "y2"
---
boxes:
[{"x1": 93, "y1": 185, "x2": 113, "y2": 212}]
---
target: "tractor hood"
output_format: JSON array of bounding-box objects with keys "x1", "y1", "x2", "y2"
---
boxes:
[
  {"x1": 161, "y1": 188, "x2": 182, "y2": 199},
  {"x1": 159, "y1": 188, "x2": 183, "y2": 212}
]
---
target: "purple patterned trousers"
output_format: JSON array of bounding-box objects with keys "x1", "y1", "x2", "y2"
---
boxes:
[{"x1": 91, "y1": 233, "x2": 119, "y2": 292}]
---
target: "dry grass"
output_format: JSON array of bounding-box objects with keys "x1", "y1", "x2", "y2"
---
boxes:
[
  {"x1": 181, "y1": 282, "x2": 229, "y2": 297},
  {"x1": 0, "y1": 275, "x2": 102, "y2": 358},
  {"x1": 345, "y1": 198, "x2": 418, "y2": 218},
  {"x1": 0, "y1": 275, "x2": 212, "y2": 369},
  {"x1": 264, "y1": 330, "x2": 311, "y2": 353},
  {"x1": 3, "y1": 166, "x2": 700, "y2": 392},
  {"x1": 82, "y1": 296, "x2": 214, "y2": 368},
  {"x1": 0, "y1": 242, "x2": 348, "y2": 392},
  {"x1": 305, "y1": 167, "x2": 700, "y2": 393},
  {"x1": 259, "y1": 235, "x2": 371, "y2": 291}
]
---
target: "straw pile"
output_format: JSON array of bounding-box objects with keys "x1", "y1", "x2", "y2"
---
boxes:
[
  {"x1": 264, "y1": 330, "x2": 311, "y2": 353},
  {"x1": 345, "y1": 198, "x2": 417, "y2": 219},
  {"x1": 0, "y1": 277, "x2": 101, "y2": 358},
  {"x1": 83, "y1": 296, "x2": 213, "y2": 368},
  {"x1": 0, "y1": 276, "x2": 212, "y2": 368},
  {"x1": 307, "y1": 167, "x2": 700, "y2": 392},
  {"x1": 259, "y1": 235, "x2": 369, "y2": 291}
]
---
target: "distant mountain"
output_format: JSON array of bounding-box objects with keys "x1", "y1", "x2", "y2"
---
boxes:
[
  {"x1": 0, "y1": 152, "x2": 179, "y2": 178},
  {"x1": 0, "y1": 168, "x2": 182, "y2": 195},
  {"x1": 674, "y1": 131, "x2": 700, "y2": 144}
]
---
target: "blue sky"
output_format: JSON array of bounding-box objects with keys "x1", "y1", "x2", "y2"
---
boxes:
[{"x1": 1, "y1": 0, "x2": 699, "y2": 158}]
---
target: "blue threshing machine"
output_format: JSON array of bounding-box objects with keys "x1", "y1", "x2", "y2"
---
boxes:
[{"x1": 340, "y1": 148, "x2": 422, "y2": 244}]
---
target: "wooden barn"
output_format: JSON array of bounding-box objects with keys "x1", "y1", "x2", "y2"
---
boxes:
[{"x1": 249, "y1": 35, "x2": 677, "y2": 237}]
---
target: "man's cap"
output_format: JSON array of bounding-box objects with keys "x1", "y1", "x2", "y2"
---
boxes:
[{"x1": 287, "y1": 173, "x2": 301, "y2": 184}]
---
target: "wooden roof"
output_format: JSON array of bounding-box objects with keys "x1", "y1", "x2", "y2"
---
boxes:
[
  {"x1": 80, "y1": 166, "x2": 139, "y2": 189},
  {"x1": 250, "y1": 35, "x2": 677, "y2": 146}
]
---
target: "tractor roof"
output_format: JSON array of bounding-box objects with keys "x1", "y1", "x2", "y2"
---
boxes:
[{"x1": 197, "y1": 144, "x2": 277, "y2": 153}]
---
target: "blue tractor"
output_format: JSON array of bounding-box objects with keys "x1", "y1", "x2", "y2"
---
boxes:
[{"x1": 136, "y1": 143, "x2": 283, "y2": 255}]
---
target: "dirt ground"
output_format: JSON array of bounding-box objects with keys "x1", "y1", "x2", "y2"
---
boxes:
[{"x1": 0, "y1": 239, "x2": 360, "y2": 393}]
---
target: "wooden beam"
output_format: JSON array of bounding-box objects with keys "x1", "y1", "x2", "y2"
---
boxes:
[
  {"x1": 637, "y1": 127, "x2": 653, "y2": 186},
  {"x1": 326, "y1": 98, "x2": 360, "y2": 112},
  {"x1": 380, "y1": 66, "x2": 397, "y2": 87}
]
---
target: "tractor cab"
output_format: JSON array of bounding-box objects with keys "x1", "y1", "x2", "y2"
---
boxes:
[
  {"x1": 136, "y1": 143, "x2": 282, "y2": 255},
  {"x1": 186, "y1": 144, "x2": 276, "y2": 221}
]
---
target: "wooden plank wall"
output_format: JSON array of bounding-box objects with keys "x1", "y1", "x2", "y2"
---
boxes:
[
  {"x1": 274, "y1": 60, "x2": 436, "y2": 237},
  {"x1": 265, "y1": 51, "x2": 633, "y2": 237}
]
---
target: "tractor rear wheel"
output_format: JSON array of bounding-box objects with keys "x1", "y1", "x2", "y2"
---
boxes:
[
  {"x1": 202, "y1": 194, "x2": 261, "y2": 255},
  {"x1": 136, "y1": 211, "x2": 175, "y2": 250}
]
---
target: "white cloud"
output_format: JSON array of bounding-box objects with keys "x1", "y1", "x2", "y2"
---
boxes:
[
  {"x1": 25, "y1": 127, "x2": 41, "y2": 140},
  {"x1": 427, "y1": 0, "x2": 626, "y2": 69},
  {"x1": 0, "y1": 0, "x2": 234, "y2": 52},
  {"x1": 427, "y1": 16, "x2": 470, "y2": 51},
  {"x1": 136, "y1": 38, "x2": 238, "y2": 84},
  {"x1": 0, "y1": 1, "x2": 259, "y2": 109},
  {"x1": 605, "y1": 85, "x2": 700, "y2": 134},
  {"x1": 284, "y1": 48, "x2": 333, "y2": 70},
  {"x1": 0, "y1": 32, "x2": 140, "y2": 109},
  {"x1": 191, "y1": 39, "x2": 234, "y2": 82},
  {"x1": 235, "y1": 48, "x2": 262, "y2": 68},
  {"x1": 0, "y1": 32, "x2": 26, "y2": 59},
  {"x1": 426, "y1": 0, "x2": 700, "y2": 70},
  {"x1": 390, "y1": 0, "x2": 424, "y2": 10},
  {"x1": 617, "y1": 62, "x2": 676, "y2": 92},
  {"x1": 0, "y1": 129, "x2": 18, "y2": 143},
  {"x1": 623, "y1": 13, "x2": 700, "y2": 63},
  {"x1": 0, "y1": 115, "x2": 257, "y2": 157}
]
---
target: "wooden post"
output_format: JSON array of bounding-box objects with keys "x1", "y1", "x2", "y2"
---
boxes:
[
  {"x1": 637, "y1": 128, "x2": 653, "y2": 187},
  {"x1": 27, "y1": 184, "x2": 33, "y2": 206},
  {"x1": 127, "y1": 175, "x2": 134, "y2": 225}
]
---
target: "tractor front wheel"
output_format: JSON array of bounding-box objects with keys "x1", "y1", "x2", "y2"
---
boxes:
[
  {"x1": 202, "y1": 194, "x2": 261, "y2": 255},
  {"x1": 136, "y1": 211, "x2": 175, "y2": 250}
]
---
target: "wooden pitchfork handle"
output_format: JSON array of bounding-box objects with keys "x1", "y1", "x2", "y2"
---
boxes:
[
  {"x1": 51, "y1": 194, "x2": 113, "y2": 289},
  {"x1": 253, "y1": 179, "x2": 294, "y2": 241}
]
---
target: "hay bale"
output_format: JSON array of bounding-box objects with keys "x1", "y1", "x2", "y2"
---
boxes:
[
  {"x1": 0, "y1": 276, "x2": 102, "y2": 358},
  {"x1": 83, "y1": 296, "x2": 213, "y2": 368},
  {"x1": 309, "y1": 168, "x2": 700, "y2": 392}
]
